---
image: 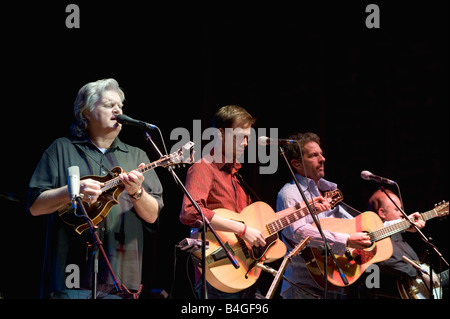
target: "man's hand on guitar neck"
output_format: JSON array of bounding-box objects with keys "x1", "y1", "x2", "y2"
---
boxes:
[
  {"x1": 310, "y1": 195, "x2": 332, "y2": 214},
  {"x1": 405, "y1": 212, "x2": 426, "y2": 232},
  {"x1": 119, "y1": 163, "x2": 145, "y2": 198}
]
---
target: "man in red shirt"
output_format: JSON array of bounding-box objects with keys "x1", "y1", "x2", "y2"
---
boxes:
[{"x1": 179, "y1": 105, "x2": 266, "y2": 299}]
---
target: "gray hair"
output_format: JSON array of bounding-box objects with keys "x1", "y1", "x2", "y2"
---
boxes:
[{"x1": 70, "y1": 78, "x2": 125, "y2": 137}]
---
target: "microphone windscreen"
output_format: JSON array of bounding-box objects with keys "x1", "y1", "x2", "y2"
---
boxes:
[
  {"x1": 67, "y1": 166, "x2": 80, "y2": 199},
  {"x1": 116, "y1": 114, "x2": 131, "y2": 123},
  {"x1": 257, "y1": 136, "x2": 269, "y2": 146},
  {"x1": 360, "y1": 170, "x2": 372, "y2": 180}
]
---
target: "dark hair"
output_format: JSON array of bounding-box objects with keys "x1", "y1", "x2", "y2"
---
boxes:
[
  {"x1": 212, "y1": 105, "x2": 256, "y2": 129},
  {"x1": 284, "y1": 132, "x2": 321, "y2": 162}
]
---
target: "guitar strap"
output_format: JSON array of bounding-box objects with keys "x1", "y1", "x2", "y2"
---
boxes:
[
  {"x1": 73, "y1": 143, "x2": 116, "y2": 177},
  {"x1": 235, "y1": 173, "x2": 262, "y2": 202}
]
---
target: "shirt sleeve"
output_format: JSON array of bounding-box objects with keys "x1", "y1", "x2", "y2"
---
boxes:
[
  {"x1": 134, "y1": 149, "x2": 164, "y2": 233},
  {"x1": 137, "y1": 150, "x2": 164, "y2": 214},
  {"x1": 277, "y1": 184, "x2": 348, "y2": 255},
  {"x1": 27, "y1": 141, "x2": 60, "y2": 212},
  {"x1": 179, "y1": 162, "x2": 215, "y2": 227}
]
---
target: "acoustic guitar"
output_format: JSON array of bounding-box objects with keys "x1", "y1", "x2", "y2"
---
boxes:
[
  {"x1": 303, "y1": 201, "x2": 449, "y2": 289},
  {"x1": 191, "y1": 189, "x2": 343, "y2": 293},
  {"x1": 58, "y1": 142, "x2": 195, "y2": 234}
]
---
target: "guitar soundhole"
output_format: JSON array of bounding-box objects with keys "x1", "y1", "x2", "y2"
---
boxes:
[{"x1": 363, "y1": 231, "x2": 376, "y2": 252}]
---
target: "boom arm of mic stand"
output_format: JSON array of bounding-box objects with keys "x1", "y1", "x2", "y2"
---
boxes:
[
  {"x1": 278, "y1": 146, "x2": 349, "y2": 292},
  {"x1": 143, "y1": 132, "x2": 239, "y2": 300}
]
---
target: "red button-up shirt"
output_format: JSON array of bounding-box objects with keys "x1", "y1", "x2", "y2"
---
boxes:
[{"x1": 179, "y1": 157, "x2": 252, "y2": 227}]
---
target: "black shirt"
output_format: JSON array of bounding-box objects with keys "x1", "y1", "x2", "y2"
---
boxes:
[{"x1": 27, "y1": 136, "x2": 164, "y2": 298}]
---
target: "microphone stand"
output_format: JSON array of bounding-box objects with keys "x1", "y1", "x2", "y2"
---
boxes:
[
  {"x1": 143, "y1": 132, "x2": 239, "y2": 299},
  {"x1": 378, "y1": 184, "x2": 449, "y2": 299},
  {"x1": 72, "y1": 196, "x2": 122, "y2": 299},
  {"x1": 279, "y1": 145, "x2": 349, "y2": 298}
]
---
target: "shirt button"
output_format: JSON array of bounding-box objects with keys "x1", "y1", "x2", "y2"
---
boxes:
[{"x1": 101, "y1": 227, "x2": 106, "y2": 231}]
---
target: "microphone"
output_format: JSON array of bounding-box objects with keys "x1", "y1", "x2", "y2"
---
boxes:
[
  {"x1": 258, "y1": 136, "x2": 295, "y2": 146},
  {"x1": 116, "y1": 114, "x2": 156, "y2": 130},
  {"x1": 176, "y1": 238, "x2": 209, "y2": 252},
  {"x1": 67, "y1": 166, "x2": 80, "y2": 209},
  {"x1": 360, "y1": 170, "x2": 395, "y2": 185}
]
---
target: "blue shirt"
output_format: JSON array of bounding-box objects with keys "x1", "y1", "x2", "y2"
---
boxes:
[{"x1": 276, "y1": 174, "x2": 356, "y2": 297}]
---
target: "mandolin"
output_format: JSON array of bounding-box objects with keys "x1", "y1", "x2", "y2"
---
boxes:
[
  {"x1": 58, "y1": 141, "x2": 195, "y2": 234},
  {"x1": 191, "y1": 189, "x2": 343, "y2": 293},
  {"x1": 304, "y1": 201, "x2": 449, "y2": 289},
  {"x1": 397, "y1": 260, "x2": 448, "y2": 299}
]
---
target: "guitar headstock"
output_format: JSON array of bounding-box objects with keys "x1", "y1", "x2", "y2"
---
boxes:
[
  {"x1": 434, "y1": 200, "x2": 449, "y2": 218},
  {"x1": 324, "y1": 189, "x2": 344, "y2": 208},
  {"x1": 164, "y1": 141, "x2": 195, "y2": 167}
]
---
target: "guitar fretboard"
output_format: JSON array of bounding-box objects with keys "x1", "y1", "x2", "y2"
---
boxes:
[
  {"x1": 267, "y1": 205, "x2": 312, "y2": 235},
  {"x1": 100, "y1": 158, "x2": 170, "y2": 193},
  {"x1": 370, "y1": 208, "x2": 440, "y2": 242},
  {"x1": 267, "y1": 190, "x2": 342, "y2": 235}
]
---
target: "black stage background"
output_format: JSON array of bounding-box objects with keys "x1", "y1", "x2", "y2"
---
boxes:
[{"x1": 1, "y1": 2, "x2": 448, "y2": 301}]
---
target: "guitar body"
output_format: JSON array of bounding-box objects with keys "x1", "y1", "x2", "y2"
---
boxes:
[
  {"x1": 305, "y1": 211, "x2": 393, "y2": 288},
  {"x1": 58, "y1": 167, "x2": 125, "y2": 234},
  {"x1": 192, "y1": 202, "x2": 287, "y2": 293}
]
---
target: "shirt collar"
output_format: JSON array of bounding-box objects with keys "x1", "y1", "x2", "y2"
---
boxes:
[
  {"x1": 71, "y1": 136, "x2": 129, "y2": 153},
  {"x1": 202, "y1": 149, "x2": 242, "y2": 174},
  {"x1": 216, "y1": 160, "x2": 242, "y2": 174},
  {"x1": 293, "y1": 173, "x2": 337, "y2": 195}
]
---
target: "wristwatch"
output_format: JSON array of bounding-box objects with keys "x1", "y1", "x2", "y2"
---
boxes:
[{"x1": 131, "y1": 187, "x2": 143, "y2": 200}]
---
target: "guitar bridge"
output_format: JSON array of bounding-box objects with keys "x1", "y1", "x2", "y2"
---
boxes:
[{"x1": 206, "y1": 242, "x2": 236, "y2": 265}]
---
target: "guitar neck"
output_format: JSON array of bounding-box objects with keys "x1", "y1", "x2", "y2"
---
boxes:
[
  {"x1": 268, "y1": 190, "x2": 342, "y2": 235},
  {"x1": 268, "y1": 204, "x2": 315, "y2": 235},
  {"x1": 371, "y1": 208, "x2": 439, "y2": 242},
  {"x1": 101, "y1": 159, "x2": 167, "y2": 193}
]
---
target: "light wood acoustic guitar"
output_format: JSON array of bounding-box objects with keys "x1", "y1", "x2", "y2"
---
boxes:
[
  {"x1": 58, "y1": 142, "x2": 195, "y2": 234},
  {"x1": 303, "y1": 201, "x2": 449, "y2": 289},
  {"x1": 191, "y1": 189, "x2": 343, "y2": 293}
]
